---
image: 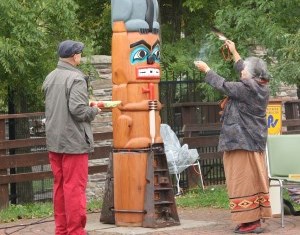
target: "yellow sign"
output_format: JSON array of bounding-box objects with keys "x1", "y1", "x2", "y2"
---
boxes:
[{"x1": 266, "y1": 102, "x2": 282, "y2": 135}]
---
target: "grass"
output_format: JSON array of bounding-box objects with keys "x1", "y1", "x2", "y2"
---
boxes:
[
  {"x1": 0, "y1": 202, "x2": 53, "y2": 223},
  {"x1": 1, "y1": 185, "x2": 300, "y2": 223},
  {"x1": 0, "y1": 199, "x2": 102, "y2": 223},
  {"x1": 175, "y1": 185, "x2": 229, "y2": 209}
]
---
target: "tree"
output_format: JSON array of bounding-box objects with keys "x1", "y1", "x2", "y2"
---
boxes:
[
  {"x1": 185, "y1": 0, "x2": 300, "y2": 93},
  {"x1": 158, "y1": 0, "x2": 300, "y2": 99},
  {"x1": 159, "y1": 0, "x2": 219, "y2": 72},
  {"x1": 0, "y1": 0, "x2": 81, "y2": 113},
  {"x1": 75, "y1": 0, "x2": 111, "y2": 55}
]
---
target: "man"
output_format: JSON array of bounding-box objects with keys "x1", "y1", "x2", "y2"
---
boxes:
[{"x1": 42, "y1": 40, "x2": 99, "y2": 235}]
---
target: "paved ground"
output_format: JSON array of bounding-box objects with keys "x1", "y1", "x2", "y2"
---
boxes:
[{"x1": 1, "y1": 208, "x2": 300, "y2": 235}]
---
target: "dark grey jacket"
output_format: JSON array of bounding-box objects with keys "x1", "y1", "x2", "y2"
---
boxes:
[
  {"x1": 205, "y1": 60, "x2": 269, "y2": 152},
  {"x1": 42, "y1": 60, "x2": 98, "y2": 153}
]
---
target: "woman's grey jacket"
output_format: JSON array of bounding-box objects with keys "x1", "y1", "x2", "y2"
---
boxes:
[
  {"x1": 204, "y1": 59, "x2": 270, "y2": 152},
  {"x1": 42, "y1": 60, "x2": 98, "y2": 154}
]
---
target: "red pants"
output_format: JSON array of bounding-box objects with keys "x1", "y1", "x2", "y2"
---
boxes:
[{"x1": 49, "y1": 152, "x2": 88, "y2": 235}]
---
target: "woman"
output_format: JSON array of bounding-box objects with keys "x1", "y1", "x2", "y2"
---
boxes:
[{"x1": 194, "y1": 40, "x2": 272, "y2": 234}]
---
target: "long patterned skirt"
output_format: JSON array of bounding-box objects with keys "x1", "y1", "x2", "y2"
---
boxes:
[{"x1": 223, "y1": 150, "x2": 272, "y2": 223}]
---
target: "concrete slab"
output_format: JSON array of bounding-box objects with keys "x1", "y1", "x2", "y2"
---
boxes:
[{"x1": 88, "y1": 220, "x2": 216, "y2": 234}]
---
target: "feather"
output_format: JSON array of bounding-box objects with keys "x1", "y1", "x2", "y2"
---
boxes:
[{"x1": 211, "y1": 27, "x2": 228, "y2": 41}]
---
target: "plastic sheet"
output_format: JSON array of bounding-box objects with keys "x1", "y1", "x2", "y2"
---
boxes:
[{"x1": 160, "y1": 124, "x2": 199, "y2": 175}]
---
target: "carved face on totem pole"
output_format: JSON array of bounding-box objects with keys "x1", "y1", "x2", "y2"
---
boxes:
[
  {"x1": 111, "y1": 0, "x2": 162, "y2": 149},
  {"x1": 112, "y1": 32, "x2": 160, "y2": 85}
]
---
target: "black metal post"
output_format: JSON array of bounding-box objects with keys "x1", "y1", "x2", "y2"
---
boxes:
[{"x1": 8, "y1": 85, "x2": 17, "y2": 204}]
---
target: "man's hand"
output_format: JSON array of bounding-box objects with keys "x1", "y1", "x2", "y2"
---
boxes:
[{"x1": 194, "y1": 60, "x2": 211, "y2": 73}]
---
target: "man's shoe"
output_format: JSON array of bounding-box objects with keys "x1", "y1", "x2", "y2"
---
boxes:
[{"x1": 234, "y1": 220, "x2": 264, "y2": 234}]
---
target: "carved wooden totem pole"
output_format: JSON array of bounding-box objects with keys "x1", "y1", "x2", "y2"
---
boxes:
[{"x1": 100, "y1": 0, "x2": 180, "y2": 228}]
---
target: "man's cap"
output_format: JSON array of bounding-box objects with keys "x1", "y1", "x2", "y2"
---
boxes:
[{"x1": 58, "y1": 40, "x2": 84, "y2": 58}]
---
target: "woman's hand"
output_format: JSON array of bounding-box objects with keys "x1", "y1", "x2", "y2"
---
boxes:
[
  {"x1": 224, "y1": 40, "x2": 241, "y2": 62},
  {"x1": 224, "y1": 40, "x2": 236, "y2": 54},
  {"x1": 194, "y1": 60, "x2": 210, "y2": 73}
]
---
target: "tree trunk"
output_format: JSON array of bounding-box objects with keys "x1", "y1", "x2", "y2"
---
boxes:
[{"x1": 171, "y1": 0, "x2": 183, "y2": 42}]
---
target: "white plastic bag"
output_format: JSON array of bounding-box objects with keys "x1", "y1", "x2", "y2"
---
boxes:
[{"x1": 160, "y1": 124, "x2": 199, "y2": 175}]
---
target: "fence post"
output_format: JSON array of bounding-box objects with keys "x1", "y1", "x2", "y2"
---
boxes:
[{"x1": 0, "y1": 118, "x2": 9, "y2": 209}]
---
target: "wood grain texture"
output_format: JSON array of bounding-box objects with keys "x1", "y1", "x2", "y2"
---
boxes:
[{"x1": 113, "y1": 152, "x2": 147, "y2": 226}]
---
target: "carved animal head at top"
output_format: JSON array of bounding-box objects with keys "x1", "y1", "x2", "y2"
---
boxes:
[{"x1": 111, "y1": 0, "x2": 160, "y2": 34}]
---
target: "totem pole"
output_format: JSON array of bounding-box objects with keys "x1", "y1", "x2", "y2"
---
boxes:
[{"x1": 100, "y1": 0, "x2": 180, "y2": 228}]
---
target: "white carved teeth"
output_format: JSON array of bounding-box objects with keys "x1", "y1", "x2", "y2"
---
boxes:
[{"x1": 138, "y1": 68, "x2": 160, "y2": 77}]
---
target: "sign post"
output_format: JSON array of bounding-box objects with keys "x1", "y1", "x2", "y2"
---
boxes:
[
  {"x1": 266, "y1": 99, "x2": 282, "y2": 135},
  {"x1": 266, "y1": 99, "x2": 283, "y2": 216}
]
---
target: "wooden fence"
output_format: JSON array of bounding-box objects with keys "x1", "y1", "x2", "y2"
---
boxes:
[
  {"x1": 171, "y1": 102, "x2": 224, "y2": 188},
  {"x1": 0, "y1": 112, "x2": 112, "y2": 209},
  {"x1": 1, "y1": 100, "x2": 300, "y2": 207},
  {"x1": 284, "y1": 100, "x2": 300, "y2": 134}
]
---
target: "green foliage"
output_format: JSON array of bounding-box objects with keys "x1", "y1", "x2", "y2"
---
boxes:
[
  {"x1": 97, "y1": 3, "x2": 112, "y2": 55},
  {"x1": 0, "y1": 0, "x2": 81, "y2": 112},
  {"x1": 183, "y1": 0, "x2": 205, "y2": 12},
  {"x1": 212, "y1": 0, "x2": 300, "y2": 88},
  {"x1": 160, "y1": 0, "x2": 233, "y2": 100},
  {"x1": 75, "y1": 0, "x2": 111, "y2": 55},
  {"x1": 161, "y1": 39, "x2": 199, "y2": 74},
  {"x1": 160, "y1": 0, "x2": 300, "y2": 99}
]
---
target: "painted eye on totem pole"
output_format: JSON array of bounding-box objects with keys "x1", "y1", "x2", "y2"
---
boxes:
[
  {"x1": 152, "y1": 48, "x2": 160, "y2": 62},
  {"x1": 130, "y1": 46, "x2": 150, "y2": 64}
]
